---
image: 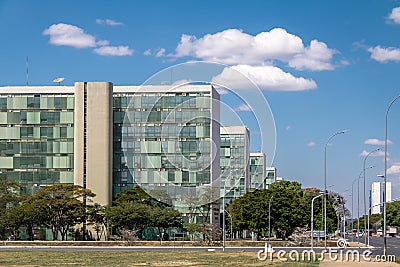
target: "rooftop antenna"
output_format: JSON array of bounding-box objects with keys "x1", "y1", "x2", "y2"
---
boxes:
[
  {"x1": 26, "y1": 57, "x2": 29, "y2": 86},
  {"x1": 53, "y1": 77, "x2": 65, "y2": 86}
]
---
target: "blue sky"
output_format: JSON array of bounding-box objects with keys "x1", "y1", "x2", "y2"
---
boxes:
[{"x1": 1, "y1": 0, "x2": 400, "y2": 214}]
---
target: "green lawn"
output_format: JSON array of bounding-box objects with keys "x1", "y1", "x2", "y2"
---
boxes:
[{"x1": 0, "y1": 251, "x2": 319, "y2": 266}]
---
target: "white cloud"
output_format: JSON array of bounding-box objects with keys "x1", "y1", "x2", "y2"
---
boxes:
[
  {"x1": 43, "y1": 23, "x2": 96, "y2": 48},
  {"x1": 388, "y1": 7, "x2": 400, "y2": 24},
  {"x1": 360, "y1": 150, "x2": 386, "y2": 157},
  {"x1": 364, "y1": 138, "x2": 393, "y2": 145},
  {"x1": 96, "y1": 19, "x2": 123, "y2": 26},
  {"x1": 387, "y1": 164, "x2": 400, "y2": 175},
  {"x1": 211, "y1": 65, "x2": 317, "y2": 91},
  {"x1": 288, "y1": 40, "x2": 336, "y2": 71},
  {"x1": 172, "y1": 28, "x2": 337, "y2": 71},
  {"x1": 234, "y1": 104, "x2": 252, "y2": 112},
  {"x1": 155, "y1": 48, "x2": 166, "y2": 57},
  {"x1": 368, "y1": 46, "x2": 400, "y2": 63},
  {"x1": 307, "y1": 141, "x2": 316, "y2": 147},
  {"x1": 43, "y1": 23, "x2": 133, "y2": 57},
  {"x1": 143, "y1": 49, "x2": 152, "y2": 56},
  {"x1": 285, "y1": 125, "x2": 291, "y2": 131},
  {"x1": 96, "y1": 40, "x2": 110, "y2": 46},
  {"x1": 93, "y1": 46, "x2": 133, "y2": 56}
]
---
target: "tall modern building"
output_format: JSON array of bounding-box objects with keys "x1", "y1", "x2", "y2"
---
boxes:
[
  {"x1": 249, "y1": 152, "x2": 266, "y2": 190},
  {"x1": 0, "y1": 82, "x2": 221, "y2": 224},
  {"x1": 370, "y1": 181, "x2": 392, "y2": 215},
  {"x1": 220, "y1": 126, "x2": 250, "y2": 207},
  {"x1": 112, "y1": 85, "x2": 220, "y2": 224}
]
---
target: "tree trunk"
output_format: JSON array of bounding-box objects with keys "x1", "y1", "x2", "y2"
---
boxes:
[
  {"x1": 26, "y1": 224, "x2": 34, "y2": 241},
  {"x1": 52, "y1": 226, "x2": 59, "y2": 241}
]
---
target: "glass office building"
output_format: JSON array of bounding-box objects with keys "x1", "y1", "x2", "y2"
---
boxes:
[
  {"x1": 0, "y1": 87, "x2": 75, "y2": 195},
  {"x1": 112, "y1": 85, "x2": 220, "y2": 224},
  {"x1": 220, "y1": 126, "x2": 249, "y2": 207},
  {"x1": 249, "y1": 152, "x2": 266, "y2": 190}
]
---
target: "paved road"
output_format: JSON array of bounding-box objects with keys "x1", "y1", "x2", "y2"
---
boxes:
[{"x1": 366, "y1": 236, "x2": 400, "y2": 258}]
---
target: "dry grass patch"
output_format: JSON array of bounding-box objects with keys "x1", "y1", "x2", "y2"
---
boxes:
[{"x1": 0, "y1": 250, "x2": 319, "y2": 266}]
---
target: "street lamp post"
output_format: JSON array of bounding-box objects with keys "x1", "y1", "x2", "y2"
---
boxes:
[
  {"x1": 225, "y1": 209, "x2": 233, "y2": 241},
  {"x1": 222, "y1": 182, "x2": 226, "y2": 252},
  {"x1": 363, "y1": 147, "x2": 381, "y2": 244},
  {"x1": 351, "y1": 177, "x2": 358, "y2": 242},
  {"x1": 311, "y1": 192, "x2": 325, "y2": 251},
  {"x1": 383, "y1": 94, "x2": 400, "y2": 256},
  {"x1": 324, "y1": 130, "x2": 348, "y2": 249},
  {"x1": 354, "y1": 167, "x2": 374, "y2": 246}
]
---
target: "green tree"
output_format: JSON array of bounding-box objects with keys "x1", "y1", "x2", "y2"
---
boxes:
[
  {"x1": 387, "y1": 200, "x2": 400, "y2": 226},
  {"x1": 227, "y1": 181, "x2": 339, "y2": 240},
  {"x1": 152, "y1": 207, "x2": 182, "y2": 241},
  {"x1": 113, "y1": 186, "x2": 168, "y2": 208},
  {"x1": 149, "y1": 189, "x2": 173, "y2": 207},
  {"x1": 23, "y1": 184, "x2": 95, "y2": 240},
  {"x1": 106, "y1": 202, "x2": 151, "y2": 239},
  {"x1": 268, "y1": 181, "x2": 309, "y2": 239},
  {"x1": 0, "y1": 177, "x2": 24, "y2": 239},
  {"x1": 6, "y1": 202, "x2": 42, "y2": 240},
  {"x1": 87, "y1": 203, "x2": 107, "y2": 241}
]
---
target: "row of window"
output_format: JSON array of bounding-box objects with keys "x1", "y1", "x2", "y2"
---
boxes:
[
  {"x1": 0, "y1": 155, "x2": 73, "y2": 169},
  {"x1": 0, "y1": 126, "x2": 74, "y2": 139},
  {"x1": 0, "y1": 141, "x2": 73, "y2": 154},
  {"x1": 0, "y1": 111, "x2": 74, "y2": 124},
  {"x1": 113, "y1": 154, "x2": 212, "y2": 170},
  {"x1": 114, "y1": 125, "x2": 210, "y2": 139},
  {"x1": 0, "y1": 170, "x2": 73, "y2": 184},
  {"x1": 0, "y1": 96, "x2": 74, "y2": 110},
  {"x1": 114, "y1": 140, "x2": 211, "y2": 154},
  {"x1": 113, "y1": 95, "x2": 210, "y2": 109},
  {"x1": 114, "y1": 110, "x2": 211, "y2": 124}
]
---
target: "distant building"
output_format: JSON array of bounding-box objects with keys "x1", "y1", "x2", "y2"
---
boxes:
[
  {"x1": 220, "y1": 126, "x2": 250, "y2": 207},
  {"x1": 265, "y1": 167, "x2": 277, "y2": 189},
  {"x1": 371, "y1": 181, "x2": 392, "y2": 214},
  {"x1": 249, "y1": 152, "x2": 266, "y2": 190}
]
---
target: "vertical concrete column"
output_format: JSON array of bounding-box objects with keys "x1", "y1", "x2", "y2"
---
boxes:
[{"x1": 74, "y1": 82, "x2": 113, "y2": 206}]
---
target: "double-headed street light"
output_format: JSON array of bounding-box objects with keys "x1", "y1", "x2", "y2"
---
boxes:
[
  {"x1": 382, "y1": 94, "x2": 400, "y2": 256},
  {"x1": 324, "y1": 130, "x2": 349, "y2": 249}
]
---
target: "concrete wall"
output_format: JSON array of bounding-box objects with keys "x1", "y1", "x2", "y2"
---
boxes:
[{"x1": 74, "y1": 82, "x2": 113, "y2": 206}]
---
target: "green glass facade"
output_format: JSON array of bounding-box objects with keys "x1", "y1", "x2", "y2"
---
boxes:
[
  {"x1": 220, "y1": 128, "x2": 249, "y2": 207},
  {"x1": 112, "y1": 91, "x2": 213, "y2": 205},
  {"x1": 0, "y1": 94, "x2": 74, "y2": 194},
  {"x1": 249, "y1": 153, "x2": 265, "y2": 190}
]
